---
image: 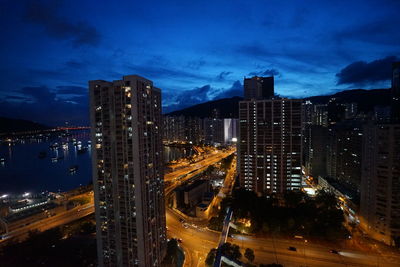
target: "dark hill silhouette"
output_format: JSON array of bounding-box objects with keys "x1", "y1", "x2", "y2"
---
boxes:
[
  {"x1": 0, "y1": 117, "x2": 50, "y2": 134},
  {"x1": 167, "y1": 96, "x2": 243, "y2": 118},
  {"x1": 166, "y1": 89, "x2": 391, "y2": 118},
  {"x1": 305, "y1": 88, "x2": 391, "y2": 112}
]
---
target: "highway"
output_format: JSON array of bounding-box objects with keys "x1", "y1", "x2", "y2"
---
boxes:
[
  {"x1": 164, "y1": 149, "x2": 235, "y2": 183},
  {"x1": 0, "y1": 202, "x2": 94, "y2": 246},
  {"x1": 228, "y1": 234, "x2": 400, "y2": 267},
  {"x1": 165, "y1": 155, "x2": 400, "y2": 267},
  {"x1": 166, "y1": 209, "x2": 219, "y2": 267},
  {"x1": 167, "y1": 217, "x2": 400, "y2": 267},
  {"x1": 0, "y1": 148, "x2": 234, "y2": 248},
  {"x1": 3, "y1": 147, "x2": 399, "y2": 267}
]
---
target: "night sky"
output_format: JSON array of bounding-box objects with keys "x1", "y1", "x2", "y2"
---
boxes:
[{"x1": 0, "y1": 0, "x2": 399, "y2": 125}]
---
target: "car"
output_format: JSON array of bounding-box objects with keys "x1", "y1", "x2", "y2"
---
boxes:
[
  {"x1": 288, "y1": 246, "x2": 297, "y2": 251},
  {"x1": 330, "y1": 249, "x2": 339, "y2": 254}
]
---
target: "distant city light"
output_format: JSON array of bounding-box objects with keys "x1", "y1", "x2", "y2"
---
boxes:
[
  {"x1": 22, "y1": 192, "x2": 30, "y2": 197},
  {"x1": 231, "y1": 137, "x2": 237, "y2": 142},
  {"x1": 304, "y1": 187, "x2": 316, "y2": 196},
  {"x1": 0, "y1": 194, "x2": 8, "y2": 199}
]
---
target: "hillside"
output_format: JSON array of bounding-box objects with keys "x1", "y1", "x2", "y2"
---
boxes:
[
  {"x1": 305, "y1": 88, "x2": 391, "y2": 112},
  {"x1": 167, "y1": 96, "x2": 243, "y2": 118},
  {"x1": 0, "y1": 117, "x2": 50, "y2": 134},
  {"x1": 166, "y1": 89, "x2": 391, "y2": 118}
]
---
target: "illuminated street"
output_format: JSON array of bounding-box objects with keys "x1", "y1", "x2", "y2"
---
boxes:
[
  {"x1": 166, "y1": 217, "x2": 400, "y2": 267},
  {"x1": 165, "y1": 154, "x2": 400, "y2": 267},
  {"x1": 2, "y1": 148, "x2": 400, "y2": 266},
  {"x1": 0, "y1": 148, "x2": 234, "y2": 249},
  {"x1": 0, "y1": 202, "x2": 94, "y2": 246}
]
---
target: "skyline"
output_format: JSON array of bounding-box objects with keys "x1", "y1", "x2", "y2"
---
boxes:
[{"x1": 0, "y1": 0, "x2": 399, "y2": 125}]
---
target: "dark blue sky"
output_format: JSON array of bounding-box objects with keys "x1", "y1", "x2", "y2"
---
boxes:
[{"x1": 0, "y1": 0, "x2": 399, "y2": 125}]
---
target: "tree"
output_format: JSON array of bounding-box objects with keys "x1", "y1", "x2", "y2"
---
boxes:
[
  {"x1": 261, "y1": 222, "x2": 270, "y2": 233},
  {"x1": 162, "y1": 239, "x2": 179, "y2": 265},
  {"x1": 283, "y1": 190, "x2": 305, "y2": 208},
  {"x1": 80, "y1": 221, "x2": 96, "y2": 234},
  {"x1": 205, "y1": 248, "x2": 217, "y2": 266},
  {"x1": 220, "y1": 242, "x2": 242, "y2": 261},
  {"x1": 244, "y1": 248, "x2": 255, "y2": 262},
  {"x1": 315, "y1": 190, "x2": 337, "y2": 210}
]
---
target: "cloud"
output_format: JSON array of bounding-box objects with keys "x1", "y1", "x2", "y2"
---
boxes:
[
  {"x1": 24, "y1": 1, "x2": 101, "y2": 46},
  {"x1": 163, "y1": 85, "x2": 212, "y2": 112},
  {"x1": 127, "y1": 64, "x2": 208, "y2": 82},
  {"x1": 0, "y1": 86, "x2": 88, "y2": 125},
  {"x1": 3, "y1": 95, "x2": 30, "y2": 101},
  {"x1": 163, "y1": 80, "x2": 243, "y2": 113},
  {"x1": 214, "y1": 80, "x2": 243, "y2": 99},
  {"x1": 186, "y1": 59, "x2": 206, "y2": 70},
  {"x1": 248, "y1": 69, "x2": 280, "y2": 77},
  {"x1": 20, "y1": 86, "x2": 56, "y2": 102},
  {"x1": 216, "y1": 71, "x2": 232, "y2": 81},
  {"x1": 234, "y1": 43, "x2": 330, "y2": 71},
  {"x1": 333, "y1": 18, "x2": 400, "y2": 46},
  {"x1": 65, "y1": 60, "x2": 86, "y2": 69},
  {"x1": 336, "y1": 56, "x2": 398, "y2": 85},
  {"x1": 56, "y1": 86, "x2": 86, "y2": 95},
  {"x1": 236, "y1": 44, "x2": 270, "y2": 58}
]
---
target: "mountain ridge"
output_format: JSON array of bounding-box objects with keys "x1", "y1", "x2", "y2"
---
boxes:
[
  {"x1": 0, "y1": 116, "x2": 50, "y2": 134},
  {"x1": 166, "y1": 88, "x2": 391, "y2": 118}
]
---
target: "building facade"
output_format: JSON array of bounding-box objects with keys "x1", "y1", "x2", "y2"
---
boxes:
[
  {"x1": 238, "y1": 98, "x2": 303, "y2": 194},
  {"x1": 391, "y1": 62, "x2": 400, "y2": 122},
  {"x1": 244, "y1": 76, "x2": 274, "y2": 100},
  {"x1": 360, "y1": 123, "x2": 400, "y2": 246},
  {"x1": 223, "y1": 118, "x2": 238, "y2": 144},
  {"x1": 327, "y1": 121, "x2": 363, "y2": 191},
  {"x1": 163, "y1": 116, "x2": 202, "y2": 144},
  {"x1": 89, "y1": 75, "x2": 166, "y2": 267}
]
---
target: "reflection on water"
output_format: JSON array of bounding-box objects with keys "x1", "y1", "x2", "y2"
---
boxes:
[
  {"x1": 0, "y1": 131, "x2": 92, "y2": 195},
  {"x1": 0, "y1": 130, "x2": 192, "y2": 194}
]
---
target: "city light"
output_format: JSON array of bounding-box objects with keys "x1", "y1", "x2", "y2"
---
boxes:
[
  {"x1": 304, "y1": 187, "x2": 316, "y2": 196},
  {"x1": 1, "y1": 2, "x2": 400, "y2": 266}
]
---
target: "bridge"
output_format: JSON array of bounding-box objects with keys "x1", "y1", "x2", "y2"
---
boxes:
[
  {"x1": 56, "y1": 126, "x2": 90, "y2": 131},
  {"x1": 214, "y1": 207, "x2": 234, "y2": 267}
]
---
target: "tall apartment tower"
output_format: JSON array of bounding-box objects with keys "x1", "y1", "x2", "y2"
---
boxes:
[
  {"x1": 244, "y1": 76, "x2": 274, "y2": 100},
  {"x1": 391, "y1": 62, "x2": 400, "y2": 122},
  {"x1": 238, "y1": 76, "x2": 302, "y2": 194},
  {"x1": 360, "y1": 123, "x2": 400, "y2": 246},
  {"x1": 89, "y1": 75, "x2": 166, "y2": 267}
]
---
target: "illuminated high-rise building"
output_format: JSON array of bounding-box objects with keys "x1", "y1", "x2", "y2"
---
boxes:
[
  {"x1": 244, "y1": 76, "x2": 274, "y2": 100},
  {"x1": 89, "y1": 75, "x2": 166, "y2": 267},
  {"x1": 360, "y1": 123, "x2": 400, "y2": 246},
  {"x1": 238, "y1": 77, "x2": 303, "y2": 194}
]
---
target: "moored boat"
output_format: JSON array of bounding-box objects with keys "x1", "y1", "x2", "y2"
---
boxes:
[{"x1": 69, "y1": 165, "x2": 79, "y2": 173}]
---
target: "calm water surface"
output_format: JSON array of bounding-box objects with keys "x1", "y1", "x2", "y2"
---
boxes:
[{"x1": 0, "y1": 130, "x2": 191, "y2": 195}]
